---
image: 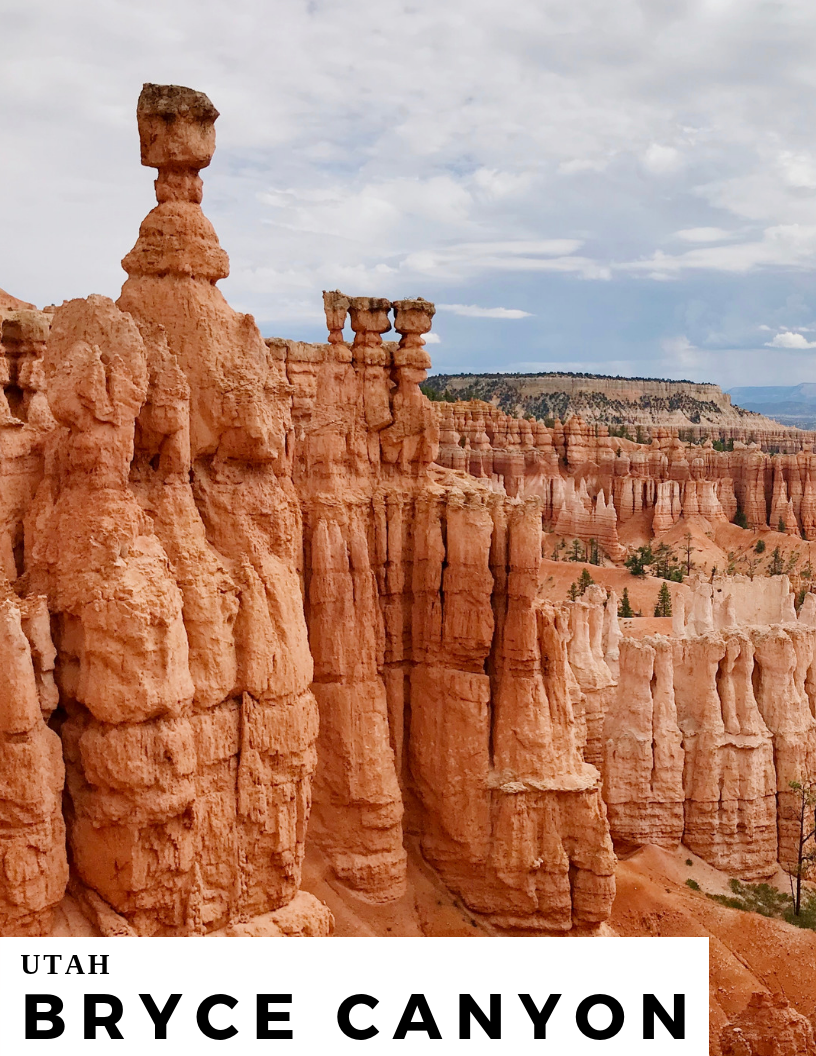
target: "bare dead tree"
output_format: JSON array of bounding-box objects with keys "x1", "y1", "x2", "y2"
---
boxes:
[
  {"x1": 786, "y1": 777, "x2": 816, "y2": 917},
  {"x1": 682, "y1": 530, "x2": 695, "y2": 576}
]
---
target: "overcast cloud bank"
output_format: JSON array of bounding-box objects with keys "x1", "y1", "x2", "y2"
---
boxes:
[{"x1": 3, "y1": 0, "x2": 816, "y2": 387}]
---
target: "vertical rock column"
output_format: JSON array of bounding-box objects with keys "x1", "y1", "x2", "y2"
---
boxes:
[
  {"x1": 565, "y1": 588, "x2": 616, "y2": 770},
  {"x1": 287, "y1": 294, "x2": 407, "y2": 902},
  {"x1": 27, "y1": 296, "x2": 199, "y2": 933},
  {"x1": 752, "y1": 626, "x2": 816, "y2": 869},
  {"x1": 349, "y1": 297, "x2": 393, "y2": 462},
  {"x1": 306, "y1": 510, "x2": 406, "y2": 900},
  {"x1": 410, "y1": 496, "x2": 616, "y2": 931},
  {"x1": 381, "y1": 299, "x2": 439, "y2": 473},
  {"x1": 129, "y1": 322, "x2": 243, "y2": 930},
  {"x1": 673, "y1": 634, "x2": 777, "y2": 878},
  {"x1": 0, "y1": 591, "x2": 67, "y2": 935},
  {"x1": 602, "y1": 636, "x2": 685, "y2": 850},
  {"x1": 408, "y1": 488, "x2": 497, "y2": 911},
  {"x1": 117, "y1": 84, "x2": 320, "y2": 927},
  {"x1": 487, "y1": 501, "x2": 615, "y2": 931}
]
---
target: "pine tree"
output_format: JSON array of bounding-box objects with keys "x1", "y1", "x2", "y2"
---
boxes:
[
  {"x1": 654, "y1": 581, "x2": 672, "y2": 617},
  {"x1": 568, "y1": 581, "x2": 581, "y2": 601},
  {"x1": 578, "y1": 568, "x2": 594, "y2": 595},
  {"x1": 568, "y1": 539, "x2": 585, "y2": 562},
  {"x1": 618, "y1": 587, "x2": 634, "y2": 618}
]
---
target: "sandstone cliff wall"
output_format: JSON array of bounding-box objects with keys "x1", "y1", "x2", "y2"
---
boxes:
[
  {"x1": 277, "y1": 300, "x2": 616, "y2": 931},
  {"x1": 436, "y1": 400, "x2": 816, "y2": 543},
  {"x1": 599, "y1": 576, "x2": 816, "y2": 880}
]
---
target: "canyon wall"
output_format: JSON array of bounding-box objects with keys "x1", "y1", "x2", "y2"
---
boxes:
[
  {"x1": 436, "y1": 400, "x2": 816, "y2": 545},
  {"x1": 600, "y1": 575, "x2": 816, "y2": 879},
  {"x1": 278, "y1": 301, "x2": 616, "y2": 930}
]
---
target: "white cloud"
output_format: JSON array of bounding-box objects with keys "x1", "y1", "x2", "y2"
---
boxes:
[
  {"x1": 619, "y1": 225, "x2": 816, "y2": 277},
  {"x1": 765, "y1": 331, "x2": 816, "y2": 349},
  {"x1": 470, "y1": 168, "x2": 533, "y2": 199},
  {"x1": 674, "y1": 227, "x2": 736, "y2": 243},
  {"x1": 399, "y1": 240, "x2": 608, "y2": 282},
  {"x1": 7, "y1": 0, "x2": 816, "y2": 366},
  {"x1": 779, "y1": 151, "x2": 816, "y2": 190},
  {"x1": 642, "y1": 144, "x2": 682, "y2": 175},
  {"x1": 437, "y1": 303, "x2": 533, "y2": 319},
  {"x1": 659, "y1": 335, "x2": 701, "y2": 368},
  {"x1": 660, "y1": 335, "x2": 696, "y2": 355},
  {"x1": 454, "y1": 240, "x2": 584, "y2": 257},
  {"x1": 424, "y1": 332, "x2": 441, "y2": 343},
  {"x1": 558, "y1": 158, "x2": 609, "y2": 175}
]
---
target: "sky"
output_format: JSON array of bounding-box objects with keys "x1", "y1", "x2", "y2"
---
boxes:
[{"x1": 4, "y1": 0, "x2": 816, "y2": 389}]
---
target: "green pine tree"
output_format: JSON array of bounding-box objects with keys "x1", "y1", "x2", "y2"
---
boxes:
[
  {"x1": 618, "y1": 587, "x2": 634, "y2": 618},
  {"x1": 568, "y1": 581, "x2": 581, "y2": 601},
  {"x1": 568, "y1": 539, "x2": 585, "y2": 562},
  {"x1": 654, "y1": 581, "x2": 672, "y2": 617},
  {"x1": 578, "y1": 568, "x2": 594, "y2": 595}
]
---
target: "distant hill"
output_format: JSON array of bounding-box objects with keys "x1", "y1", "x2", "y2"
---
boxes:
[
  {"x1": 728, "y1": 384, "x2": 816, "y2": 429},
  {"x1": 424, "y1": 371, "x2": 783, "y2": 432}
]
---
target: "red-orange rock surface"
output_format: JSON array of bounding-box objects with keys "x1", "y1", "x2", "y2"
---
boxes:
[
  {"x1": 436, "y1": 399, "x2": 816, "y2": 545},
  {"x1": 603, "y1": 635, "x2": 685, "y2": 849},
  {"x1": 0, "y1": 589, "x2": 66, "y2": 935},
  {"x1": 720, "y1": 992, "x2": 816, "y2": 1056}
]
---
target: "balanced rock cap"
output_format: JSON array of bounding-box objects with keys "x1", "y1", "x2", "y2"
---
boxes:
[{"x1": 137, "y1": 83, "x2": 220, "y2": 171}]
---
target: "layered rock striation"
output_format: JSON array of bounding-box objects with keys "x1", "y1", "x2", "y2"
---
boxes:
[
  {"x1": 280, "y1": 298, "x2": 616, "y2": 929},
  {"x1": 435, "y1": 399, "x2": 816, "y2": 546},
  {"x1": 425, "y1": 371, "x2": 805, "y2": 441},
  {"x1": 600, "y1": 574, "x2": 816, "y2": 880}
]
